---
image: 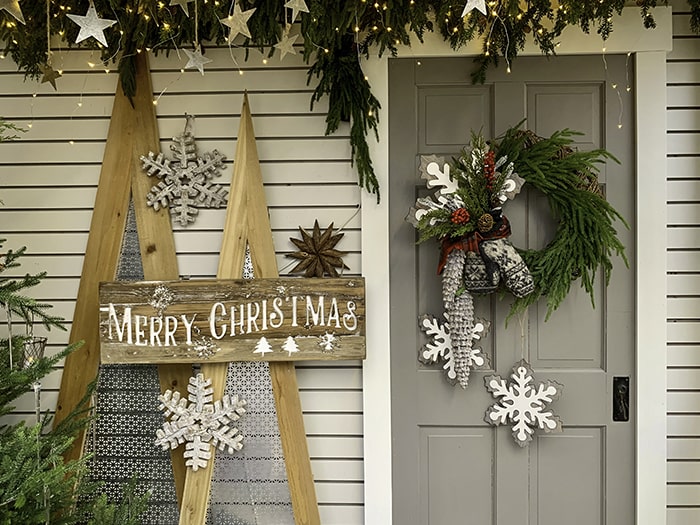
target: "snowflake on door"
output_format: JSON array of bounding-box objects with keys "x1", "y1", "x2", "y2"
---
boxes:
[
  {"x1": 155, "y1": 373, "x2": 246, "y2": 470},
  {"x1": 418, "y1": 313, "x2": 490, "y2": 387},
  {"x1": 140, "y1": 115, "x2": 227, "y2": 226},
  {"x1": 483, "y1": 360, "x2": 563, "y2": 447}
]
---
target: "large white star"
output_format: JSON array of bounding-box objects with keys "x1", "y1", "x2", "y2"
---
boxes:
[
  {"x1": 284, "y1": 0, "x2": 308, "y2": 23},
  {"x1": 461, "y1": 0, "x2": 487, "y2": 17},
  {"x1": 170, "y1": 0, "x2": 194, "y2": 17},
  {"x1": 220, "y1": 3, "x2": 256, "y2": 44},
  {"x1": 67, "y1": 2, "x2": 117, "y2": 48},
  {"x1": 0, "y1": 0, "x2": 25, "y2": 24},
  {"x1": 184, "y1": 46, "x2": 212, "y2": 75},
  {"x1": 274, "y1": 32, "x2": 298, "y2": 60}
]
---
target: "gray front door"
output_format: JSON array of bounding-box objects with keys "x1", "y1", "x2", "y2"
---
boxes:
[{"x1": 389, "y1": 56, "x2": 635, "y2": 524}]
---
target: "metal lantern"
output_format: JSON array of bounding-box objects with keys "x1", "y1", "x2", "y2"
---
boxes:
[{"x1": 22, "y1": 335, "x2": 47, "y2": 370}]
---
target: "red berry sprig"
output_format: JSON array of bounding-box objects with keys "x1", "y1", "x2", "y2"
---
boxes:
[{"x1": 484, "y1": 150, "x2": 496, "y2": 190}]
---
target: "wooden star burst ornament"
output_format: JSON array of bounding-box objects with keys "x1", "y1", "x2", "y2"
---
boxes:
[{"x1": 287, "y1": 220, "x2": 350, "y2": 277}]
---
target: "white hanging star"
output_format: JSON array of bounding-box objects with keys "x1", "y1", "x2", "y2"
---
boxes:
[
  {"x1": 220, "y1": 3, "x2": 256, "y2": 43},
  {"x1": 170, "y1": 0, "x2": 193, "y2": 16},
  {"x1": 284, "y1": 0, "x2": 308, "y2": 23},
  {"x1": 274, "y1": 32, "x2": 298, "y2": 60},
  {"x1": 0, "y1": 0, "x2": 24, "y2": 24},
  {"x1": 67, "y1": 1, "x2": 117, "y2": 48},
  {"x1": 184, "y1": 46, "x2": 212, "y2": 75},
  {"x1": 461, "y1": 0, "x2": 487, "y2": 17}
]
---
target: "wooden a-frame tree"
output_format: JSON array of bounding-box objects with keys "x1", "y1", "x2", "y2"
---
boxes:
[
  {"x1": 53, "y1": 52, "x2": 192, "y2": 502},
  {"x1": 54, "y1": 54, "x2": 365, "y2": 525}
]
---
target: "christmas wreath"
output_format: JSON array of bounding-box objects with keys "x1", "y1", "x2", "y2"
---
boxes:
[{"x1": 410, "y1": 124, "x2": 627, "y2": 388}]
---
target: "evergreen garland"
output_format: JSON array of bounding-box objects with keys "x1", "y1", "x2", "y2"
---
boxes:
[{"x1": 0, "y1": 1, "x2": 690, "y2": 199}]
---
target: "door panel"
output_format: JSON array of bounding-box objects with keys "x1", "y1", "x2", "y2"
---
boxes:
[
  {"x1": 389, "y1": 56, "x2": 634, "y2": 525},
  {"x1": 420, "y1": 427, "x2": 495, "y2": 524}
]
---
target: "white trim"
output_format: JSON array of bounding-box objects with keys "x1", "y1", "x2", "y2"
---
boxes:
[
  {"x1": 361, "y1": 7, "x2": 671, "y2": 525},
  {"x1": 634, "y1": 50, "x2": 668, "y2": 525}
]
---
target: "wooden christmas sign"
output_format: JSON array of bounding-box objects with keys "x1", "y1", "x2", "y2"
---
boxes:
[{"x1": 99, "y1": 277, "x2": 366, "y2": 364}]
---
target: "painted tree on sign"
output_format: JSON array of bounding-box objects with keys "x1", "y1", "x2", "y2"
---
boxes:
[
  {"x1": 253, "y1": 336, "x2": 273, "y2": 356},
  {"x1": 282, "y1": 336, "x2": 300, "y2": 357}
]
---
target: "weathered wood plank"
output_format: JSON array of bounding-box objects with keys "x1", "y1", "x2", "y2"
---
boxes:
[
  {"x1": 177, "y1": 94, "x2": 320, "y2": 525},
  {"x1": 129, "y1": 53, "x2": 191, "y2": 505},
  {"x1": 51, "y1": 61, "x2": 135, "y2": 462},
  {"x1": 99, "y1": 277, "x2": 366, "y2": 364}
]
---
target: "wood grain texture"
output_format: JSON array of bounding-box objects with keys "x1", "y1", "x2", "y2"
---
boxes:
[
  {"x1": 129, "y1": 53, "x2": 190, "y2": 505},
  {"x1": 52, "y1": 66, "x2": 135, "y2": 462},
  {"x1": 99, "y1": 277, "x2": 366, "y2": 364},
  {"x1": 178, "y1": 94, "x2": 320, "y2": 525}
]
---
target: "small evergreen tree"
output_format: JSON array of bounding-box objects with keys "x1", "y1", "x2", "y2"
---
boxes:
[{"x1": 0, "y1": 240, "x2": 149, "y2": 523}]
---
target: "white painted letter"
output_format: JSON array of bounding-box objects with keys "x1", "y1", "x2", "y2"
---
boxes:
[
  {"x1": 270, "y1": 297, "x2": 284, "y2": 329},
  {"x1": 306, "y1": 296, "x2": 325, "y2": 326},
  {"x1": 134, "y1": 315, "x2": 147, "y2": 346},
  {"x1": 107, "y1": 304, "x2": 132, "y2": 343},
  {"x1": 247, "y1": 302, "x2": 260, "y2": 334},
  {"x1": 181, "y1": 314, "x2": 197, "y2": 345},
  {"x1": 343, "y1": 301, "x2": 358, "y2": 331},
  {"x1": 210, "y1": 303, "x2": 227, "y2": 340},
  {"x1": 327, "y1": 297, "x2": 340, "y2": 328},
  {"x1": 164, "y1": 316, "x2": 178, "y2": 346},
  {"x1": 150, "y1": 316, "x2": 163, "y2": 346},
  {"x1": 231, "y1": 304, "x2": 245, "y2": 336},
  {"x1": 291, "y1": 296, "x2": 299, "y2": 327}
]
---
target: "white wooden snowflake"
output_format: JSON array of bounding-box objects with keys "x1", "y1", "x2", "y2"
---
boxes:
[
  {"x1": 484, "y1": 360, "x2": 563, "y2": 447},
  {"x1": 408, "y1": 155, "x2": 465, "y2": 226},
  {"x1": 155, "y1": 373, "x2": 246, "y2": 471},
  {"x1": 418, "y1": 313, "x2": 490, "y2": 386},
  {"x1": 140, "y1": 117, "x2": 227, "y2": 226},
  {"x1": 318, "y1": 332, "x2": 337, "y2": 352}
]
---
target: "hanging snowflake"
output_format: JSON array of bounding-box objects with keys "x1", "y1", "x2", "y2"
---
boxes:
[
  {"x1": 419, "y1": 313, "x2": 490, "y2": 387},
  {"x1": 155, "y1": 373, "x2": 246, "y2": 470},
  {"x1": 484, "y1": 360, "x2": 563, "y2": 447},
  {"x1": 140, "y1": 115, "x2": 228, "y2": 226}
]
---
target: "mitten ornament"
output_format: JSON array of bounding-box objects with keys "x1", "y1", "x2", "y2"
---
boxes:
[{"x1": 480, "y1": 239, "x2": 534, "y2": 298}]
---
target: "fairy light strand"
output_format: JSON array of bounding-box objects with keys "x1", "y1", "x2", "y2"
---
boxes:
[{"x1": 601, "y1": 47, "x2": 625, "y2": 129}]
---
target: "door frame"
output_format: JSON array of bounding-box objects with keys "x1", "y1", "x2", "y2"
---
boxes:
[{"x1": 360, "y1": 7, "x2": 672, "y2": 525}]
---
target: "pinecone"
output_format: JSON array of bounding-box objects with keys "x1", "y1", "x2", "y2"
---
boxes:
[
  {"x1": 477, "y1": 213, "x2": 494, "y2": 232},
  {"x1": 450, "y1": 207, "x2": 470, "y2": 225}
]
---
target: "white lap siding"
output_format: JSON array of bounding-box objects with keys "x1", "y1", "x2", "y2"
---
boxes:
[{"x1": 668, "y1": 2, "x2": 700, "y2": 523}]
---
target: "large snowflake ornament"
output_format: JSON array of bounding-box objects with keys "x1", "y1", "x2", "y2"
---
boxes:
[
  {"x1": 407, "y1": 155, "x2": 464, "y2": 227},
  {"x1": 155, "y1": 373, "x2": 246, "y2": 470},
  {"x1": 141, "y1": 116, "x2": 228, "y2": 226},
  {"x1": 484, "y1": 360, "x2": 563, "y2": 447},
  {"x1": 419, "y1": 313, "x2": 490, "y2": 387}
]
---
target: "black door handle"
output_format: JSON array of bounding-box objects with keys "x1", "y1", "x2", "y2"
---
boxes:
[{"x1": 613, "y1": 376, "x2": 630, "y2": 422}]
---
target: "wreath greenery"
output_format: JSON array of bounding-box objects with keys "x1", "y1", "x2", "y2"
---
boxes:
[{"x1": 411, "y1": 123, "x2": 628, "y2": 320}]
